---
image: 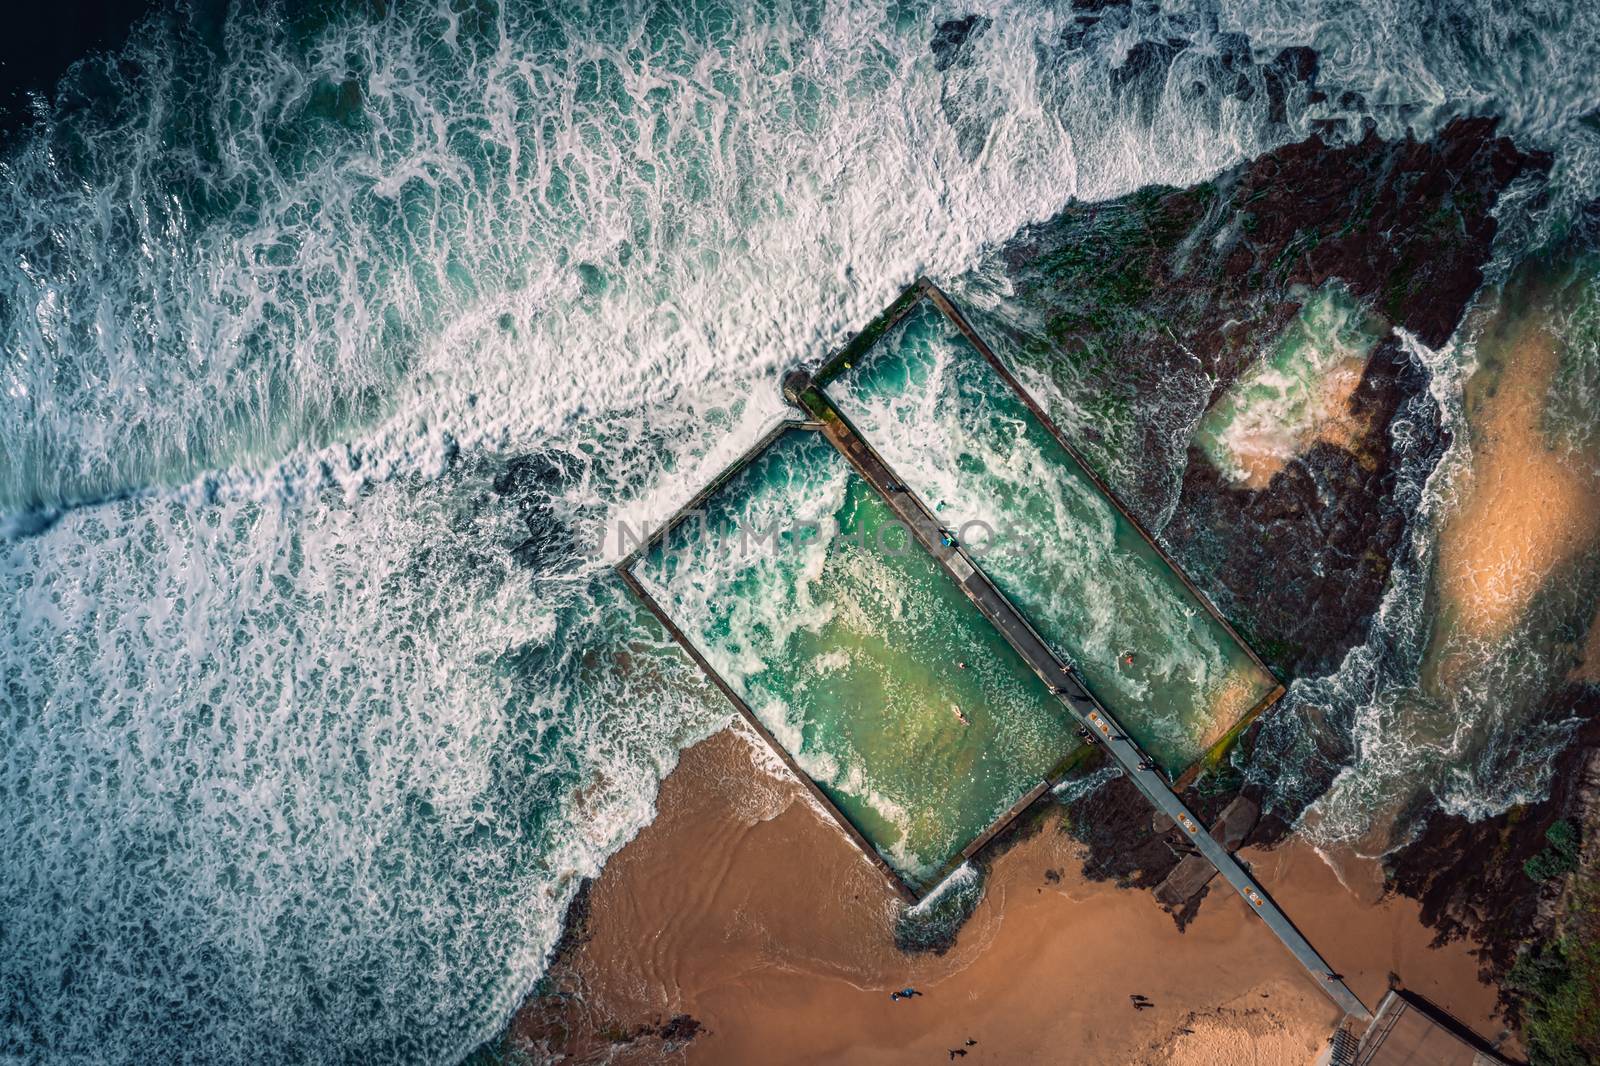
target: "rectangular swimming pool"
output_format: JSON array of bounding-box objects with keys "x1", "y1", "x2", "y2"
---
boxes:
[
  {"x1": 629, "y1": 428, "x2": 1081, "y2": 893},
  {"x1": 821, "y1": 293, "x2": 1280, "y2": 775}
]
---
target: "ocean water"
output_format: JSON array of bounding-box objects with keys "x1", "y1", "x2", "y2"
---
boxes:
[{"x1": 4, "y1": 0, "x2": 1600, "y2": 1062}]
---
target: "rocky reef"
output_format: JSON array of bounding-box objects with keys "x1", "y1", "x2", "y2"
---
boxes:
[
  {"x1": 982, "y1": 115, "x2": 1600, "y2": 1064},
  {"x1": 976, "y1": 116, "x2": 1547, "y2": 678},
  {"x1": 1382, "y1": 687, "x2": 1600, "y2": 1060}
]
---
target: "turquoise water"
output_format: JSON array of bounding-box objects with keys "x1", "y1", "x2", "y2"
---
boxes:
[
  {"x1": 829, "y1": 301, "x2": 1278, "y2": 773},
  {"x1": 635, "y1": 430, "x2": 1078, "y2": 889},
  {"x1": 1194, "y1": 283, "x2": 1390, "y2": 486},
  {"x1": 3, "y1": 0, "x2": 1600, "y2": 1062}
]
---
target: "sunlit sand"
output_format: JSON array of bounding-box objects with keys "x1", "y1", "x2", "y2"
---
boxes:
[{"x1": 1436, "y1": 284, "x2": 1600, "y2": 649}]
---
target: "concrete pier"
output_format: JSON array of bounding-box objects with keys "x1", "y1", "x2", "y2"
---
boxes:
[{"x1": 797, "y1": 377, "x2": 1372, "y2": 1022}]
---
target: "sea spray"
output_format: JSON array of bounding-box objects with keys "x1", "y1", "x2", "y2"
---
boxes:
[
  {"x1": 1053, "y1": 763, "x2": 1127, "y2": 806},
  {"x1": 895, "y1": 863, "x2": 985, "y2": 955}
]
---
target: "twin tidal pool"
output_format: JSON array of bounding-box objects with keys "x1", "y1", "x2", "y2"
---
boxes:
[{"x1": 630, "y1": 293, "x2": 1280, "y2": 891}]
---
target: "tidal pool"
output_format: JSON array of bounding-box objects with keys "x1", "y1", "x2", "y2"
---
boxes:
[
  {"x1": 826, "y1": 299, "x2": 1279, "y2": 774},
  {"x1": 633, "y1": 429, "x2": 1079, "y2": 891},
  {"x1": 1194, "y1": 282, "x2": 1389, "y2": 489}
]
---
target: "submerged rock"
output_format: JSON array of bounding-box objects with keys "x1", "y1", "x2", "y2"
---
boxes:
[
  {"x1": 1164, "y1": 335, "x2": 1446, "y2": 676},
  {"x1": 930, "y1": 15, "x2": 990, "y2": 72}
]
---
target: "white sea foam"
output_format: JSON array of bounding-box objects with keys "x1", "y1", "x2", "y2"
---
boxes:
[
  {"x1": 5, "y1": 0, "x2": 1600, "y2": 1063},
  {"x1": 907, "y1": 861, "x2": 982, "y2": 917}
]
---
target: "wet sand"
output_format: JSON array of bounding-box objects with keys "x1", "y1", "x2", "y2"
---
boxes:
[
  {"x1": 1436, "y1": 283, "x2": 1600, "y2": 650},
  {"x1": 507, "y1": 726, "x2": 1512, "y2": 1064},
  {"x1": 1227, "y1": 354, "x2": 1373, "y2": 490}
]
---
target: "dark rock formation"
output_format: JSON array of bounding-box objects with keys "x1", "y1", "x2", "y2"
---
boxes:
[
  {"x1": 1163, "y1": 337, "x2": 1447, "y2": 676},
  {"x1": 1263, "y1": 47, "x2": 1320, "y2": 124},
  {"x1": 930, "y1": 15, "x2": 990, "y2": 72},
  {"x1": 1057, "y1": 762, "x2": 1275, "y2": 929},
  {"x1": 1221, "y1": 116, "x2": 1535, "y2": 351},
  {"x1": 963, "y1": 117, "x2": 1554, "y2": 930},
  {"x1": 1111, "y1": 38, "x2": 1188, "y2": 123},
  {"x1": 493, "y1": 451, "x2": 583, "y2": 574},
  {"x1": 981, "y1": 117, "x2": 1549, "y2": 678},
  {"x1": 1385, "y1": 686, "x2": 1600, "y2": 998},
  {"x1": 931, "y1": 14, "x2": 996, "y2": 160}
]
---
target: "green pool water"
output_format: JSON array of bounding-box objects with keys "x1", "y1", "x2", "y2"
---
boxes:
[
  {"x1": 634, "y1": 430, "x2": 1079, "y2": 890},
  {"x1": 826, "y1": 300, "x2": 1278, "y2": 773}
]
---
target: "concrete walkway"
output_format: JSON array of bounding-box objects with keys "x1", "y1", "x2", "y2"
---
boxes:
[{"x1": 798, "y1": 378, "x2": 1371, "y2": 1022}]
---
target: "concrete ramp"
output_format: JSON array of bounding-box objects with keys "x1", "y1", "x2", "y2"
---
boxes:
[{"x1": 1154, "y1": 796, "x2": 1259, "y2": 908}]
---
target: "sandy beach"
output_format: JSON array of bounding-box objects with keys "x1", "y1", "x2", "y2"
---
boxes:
[
  {"x1": 508, "y1": 726, "x2": 1512, "y2": 1065},
  {"x1": 1436, "y1": 274, "x2": 1600, "y2": 654}
]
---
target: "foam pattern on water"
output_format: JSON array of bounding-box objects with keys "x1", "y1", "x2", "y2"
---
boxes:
[
  {"x1": 829, "y1": 301, "x2": 1276, "y2": 772},
  {"x1": 637, "y1": 430, "x2": 1077, "y2": 888},
  {"x1": 4, "y1": 0, "x2": 1600, "y2": 1061},
  {"x1": 0, "y1": 462, "x2": 726, "y2": 1062}
]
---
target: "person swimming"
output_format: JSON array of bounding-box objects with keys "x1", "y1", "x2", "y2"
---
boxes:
[{"x1": 951, "y1": 705, "x2": 970, "y2": 725}]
